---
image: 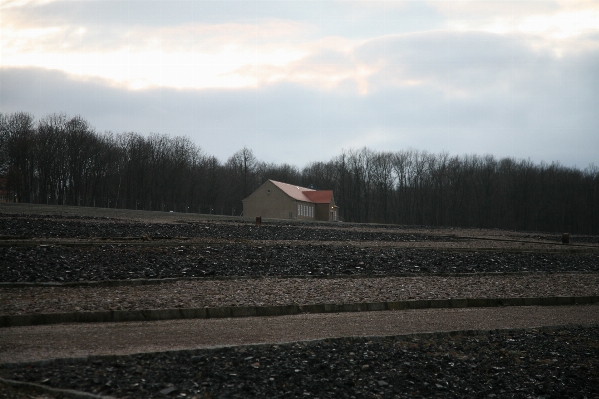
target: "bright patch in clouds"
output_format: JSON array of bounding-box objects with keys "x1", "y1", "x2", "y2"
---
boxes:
[
  {"x1": 2, "y1": 20, "x2": 313, "y2": 90},
  {"x1": 517, "y1": 9, "x2": 599, "y2": 39},
  {"x1": 3, "y1": 0, "x2": 598, "y2": 91},
  {"x1": 448, "y1": 9, "x2": 599, "y2": 40},
  {"x1": 442, "y1": 1, "x2": 599, "y2": 48}
]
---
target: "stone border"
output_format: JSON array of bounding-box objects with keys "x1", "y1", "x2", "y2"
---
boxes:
[
  {"x1": 2, "y1": 295, "x2": 598, "y2": 328},
  {"x1": 1, "y1": 270, "x2": 598, "y2": 289},
  {"x1": 0, "y1": 376, "x2": 116, "y2": 399}
]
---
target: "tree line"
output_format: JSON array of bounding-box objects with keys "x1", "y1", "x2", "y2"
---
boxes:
[{"x1": 1, "y1": 112, "x2": 598, "y2": 234}]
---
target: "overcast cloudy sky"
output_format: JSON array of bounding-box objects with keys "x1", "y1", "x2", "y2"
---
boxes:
[{"x1": 1, "y1": 0, "x2": 598, "y2": 168}]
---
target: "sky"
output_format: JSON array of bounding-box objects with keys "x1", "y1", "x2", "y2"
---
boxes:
[{"x1": 1, "y1": 0, "x2": 598, "y2": 169}]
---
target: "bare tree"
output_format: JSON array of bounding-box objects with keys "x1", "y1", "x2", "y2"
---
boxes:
[
  {"x1": 225, "y1": 147, "x2": 257, "y2": 210},
  {"x1": 3, "y1": 111, "x2": 598, "y2": 234}
]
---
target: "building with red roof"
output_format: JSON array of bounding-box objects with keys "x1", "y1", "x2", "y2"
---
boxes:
[{"x1": 242, "y1": 179, "x2": 339, "y2": 221}]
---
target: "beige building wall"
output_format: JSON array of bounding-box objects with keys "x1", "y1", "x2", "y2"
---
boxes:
[
  {"x1": 295, "y1": 201, "x2": 315, "y2": 221},
  {"x1": 314, "y1": 196, "x2": 337, "y2": 221},
  {"x1": 243, "y1": 180, "x2": 297, "y2": 219},
  {"x1": 243, "y1": 180, "x2": 335, "y2": 221},
  {"x1": 314, "y1": 203, "x2": 329, "y2": 221}
]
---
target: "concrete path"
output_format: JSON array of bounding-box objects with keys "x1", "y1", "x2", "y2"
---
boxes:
[{"x1": 2, "y1": 304, "x2": 598, "y2": 364}]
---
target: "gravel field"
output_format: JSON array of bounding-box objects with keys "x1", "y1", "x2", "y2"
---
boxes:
[
  {"x1": 0, "y1": 380, "x2": 64, "y2": 399},
  {"x1": 5, "y1": 212, "x2": 599, "y2": 244},
  {"x1": 2, "y1": 203, "x2": 598, "y2": 243},
  {"x1": 2, "y1": 274, "x2": 599, "y2": 315},
  {"x1": 0, "y1": 214, "x2": 466, "y2": 242},
  {"x1": 2, "y1": 325, "x2": 598, "y2": 398},
  {"x1": 2, "y1": 205, "x2": 599, "y2": 398},
  {"x1": 2, "y1": 244, "x2": 599, "y2": 283}
]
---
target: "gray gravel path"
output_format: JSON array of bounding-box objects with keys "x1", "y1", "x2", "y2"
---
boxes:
[
  {"x1": 2, "y1": 274, "x2": 598, "y2": 315},
  {"x1": 2, "y1": 304, "x2": 598, "y2": 364}
]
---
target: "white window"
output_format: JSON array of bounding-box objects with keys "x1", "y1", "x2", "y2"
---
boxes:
[{"x1": 298, "y1": 204, "x2": 301, "y2": 216}]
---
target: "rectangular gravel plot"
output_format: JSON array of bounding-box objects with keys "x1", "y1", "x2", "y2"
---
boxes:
[
  {"x1": 2, "y1": 325, "x2": 598, "y2": 398},
  {"x1": 2, "y1": 274, "x2": 599, "y2": 316}
]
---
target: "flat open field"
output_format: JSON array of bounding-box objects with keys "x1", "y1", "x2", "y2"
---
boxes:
[{"x1": 1, "y1": 203, "x2": 598, "y2": 398}]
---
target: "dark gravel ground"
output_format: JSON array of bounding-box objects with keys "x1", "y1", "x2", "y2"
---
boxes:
[
  {"x1": 2, "y1": 244, "x2": 599, "y2": 282},
  {"x1": 2, "y1": 325, "x2": 598, "y2": 399},
  {"x1": 4, "y1": 212, "x2": 599, "y2": 244},
  {"x1": 0, "y1": 381, "x2": 63, "y2": 399},
  {"x1": 516, "y1": 233, "x2": 599, "y2": 245},
  {"x1": 0, "y1": 213, "x2": 544, "y2": 243}
]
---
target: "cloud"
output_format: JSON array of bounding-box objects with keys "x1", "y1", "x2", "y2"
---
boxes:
[
  {"x1": 5, "y1": 0, "x2": 598, "y2": 92},
  {"x1": 3, "y1": 49, "x2": 598, "y2": 169},
  {"x1": 1, "y1": 1, "x2": 598, "y2": 169},
  {"x1": 1, "y1": 18, "x2": 315, "y2": 90},
  {"x1": 433, "y1": 0, "x2": 599, "y2": 43}
]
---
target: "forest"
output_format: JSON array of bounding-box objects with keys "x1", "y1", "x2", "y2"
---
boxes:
[{"x1": 1, "y1": 112, "x2": 598, "y2": 234}]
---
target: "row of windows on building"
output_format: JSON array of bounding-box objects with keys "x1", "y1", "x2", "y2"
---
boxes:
[{"x1": 298, "y1": 203, "x2": 314, "y2": 218}]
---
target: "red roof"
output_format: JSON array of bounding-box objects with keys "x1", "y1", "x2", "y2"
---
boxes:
[
  {"x1": 302, "y1": 190, "x2": 333, "y2": 204},
  {"x1": 269, "y1": 180, "x2": 333, "y2": 204},
  {"x1": 270, "y1": 180, "x2": 314, "y2": 202}
]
